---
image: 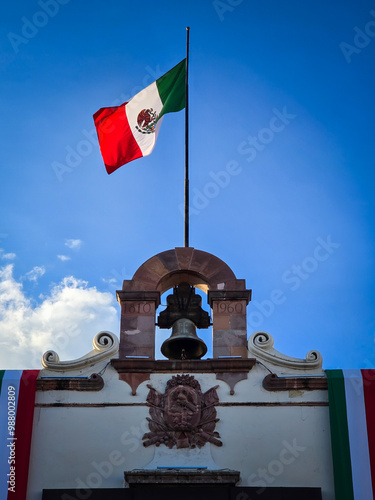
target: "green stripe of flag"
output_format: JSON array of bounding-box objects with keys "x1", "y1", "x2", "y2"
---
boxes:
[
  {"x1": 326, "y1": 369, "x2": 354, "y2": 500},
  {"x1": 156, "y1": 59, "x2": 186, "y2": 120},
  {"x1": 0, "y1": 371, "x2": 4, "y2": 396}
]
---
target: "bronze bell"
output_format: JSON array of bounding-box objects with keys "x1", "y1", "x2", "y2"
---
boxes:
[{"x1": 161, "y1": 318, "x2": 207, "y2": 360}]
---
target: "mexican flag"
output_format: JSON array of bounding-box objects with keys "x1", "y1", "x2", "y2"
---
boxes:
[
  {"x1": 326, "y1": 369, "x2": 375, "y2": 500},
  {"x1": 0, "y1": 370, "x2": 39, "y2": 500},
  {"x1": 93, "y1": 59, "x2": 186, "y2": 174}
]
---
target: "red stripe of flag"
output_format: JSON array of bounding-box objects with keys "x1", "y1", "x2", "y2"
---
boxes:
[
  {"x1": 9, "y1": 370, "x2": 39, "y2": 500},
  {"x1": 362, "y1": 369, "x2": 375, "y2": 498},
  {"x1": 93, "y1": 103, "x2": 142, "y2": 174}
]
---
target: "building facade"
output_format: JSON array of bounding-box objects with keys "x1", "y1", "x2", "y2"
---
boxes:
[{"x1": 27, "y1": 248, "x2": 334, "y2": 500}]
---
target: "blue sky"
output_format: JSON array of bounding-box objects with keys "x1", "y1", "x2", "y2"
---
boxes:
[{"x1": 0, "y1": 0, "x2": 374, "y2": 369}]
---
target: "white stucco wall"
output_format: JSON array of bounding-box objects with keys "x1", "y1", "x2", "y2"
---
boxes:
[{"x1": 26, "y1": 355, "x2": 334, "y2": 500}]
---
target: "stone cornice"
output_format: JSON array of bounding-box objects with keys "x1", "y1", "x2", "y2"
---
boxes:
[
  {"x1": 263, "y1": 373, "x2": 327, "y2": 391},
  {"x1": 111, "y1": 358, "x2": 256, "y2": 373},
  {"x1": 116, "y1": 290, "x2": 161, "y2": 305},
  {"x1": 111, "y1": 358, "x2": 256, "y2": 395},
  {"x1": 208, "y1": 289, "x2": 252, "y2": 306},
  {"x1": 124, "y1": 469, "x2": 240, "y2": 487},
  {"x1": 36, "y1": 373, "x2": 104, "y2": 391}
]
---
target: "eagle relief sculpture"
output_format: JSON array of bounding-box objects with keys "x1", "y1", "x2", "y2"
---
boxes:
[{"x1": 142, "y1": 374, "x2": 223, "y2": 449}]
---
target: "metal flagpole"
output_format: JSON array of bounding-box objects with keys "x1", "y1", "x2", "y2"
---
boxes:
[{"x1": 184, "y1": 27, "x2": 190, "y2": 248}]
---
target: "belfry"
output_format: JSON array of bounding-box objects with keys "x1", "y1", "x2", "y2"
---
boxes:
[{"x1": 23, "y1": 245, "x2": 338, "y2": 500}]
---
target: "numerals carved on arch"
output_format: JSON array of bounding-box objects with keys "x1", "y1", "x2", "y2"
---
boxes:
[
  {"x1": 123, "y1": 301, "x2": 154, "y2": 315},
  {"x1": 213, "y1": 301, "x2": 244, "y2": 315}
]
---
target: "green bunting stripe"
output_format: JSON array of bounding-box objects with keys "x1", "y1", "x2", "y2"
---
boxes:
[{"x1": 326, "y1": 369, "x2": 354, "y2": 500}]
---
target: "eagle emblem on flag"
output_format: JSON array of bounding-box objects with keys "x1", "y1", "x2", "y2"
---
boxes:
[{"x1": 136, "y1": 108, "x2": 158, "y2": 134}]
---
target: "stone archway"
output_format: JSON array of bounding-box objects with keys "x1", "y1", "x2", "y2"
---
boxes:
[
  {"x1": 117, "y1": 248, "x2": 251, "y2": 360},
  {"x1": 122, "y1": 247, "x2": 242, "y2": 293}
]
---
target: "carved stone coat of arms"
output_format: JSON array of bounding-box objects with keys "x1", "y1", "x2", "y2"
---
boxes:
[{"x1": 142, "y1": 374, "x2": 222, "y2": 449}]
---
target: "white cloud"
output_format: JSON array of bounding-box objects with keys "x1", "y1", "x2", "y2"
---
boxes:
[
  {"x1": 24, "y1": 266, "x2": 46, "y2": 282},
  {"x1": 57, "y1": 255, "x2": 71, "y2": 261},
  {"x1": 102, "y1": 277, "x2": 118, "y2": 285},
  {"x1": 0, "y1": 264, "x2": 119, "y2": 369},
  {"x1": 3, "y1": 253, "x2": 16, "y2": 260},
  {"x1": 65, "y1": 239, "x2": 82, "y2": 250},
  {"x1": 0, "y1": 249, "x2": 16, "y2": 260}
]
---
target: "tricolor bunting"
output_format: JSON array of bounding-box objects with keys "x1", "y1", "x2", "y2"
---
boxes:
[
  {"x1": 0, "y1": 370, "x2": 39, "y2": 500},
  {"x1": 326, "y1": 369, "x2": 375, "y2": 500},
  {"x1": 93, "y1": 59, "x2": 186, "y2": 174}
]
